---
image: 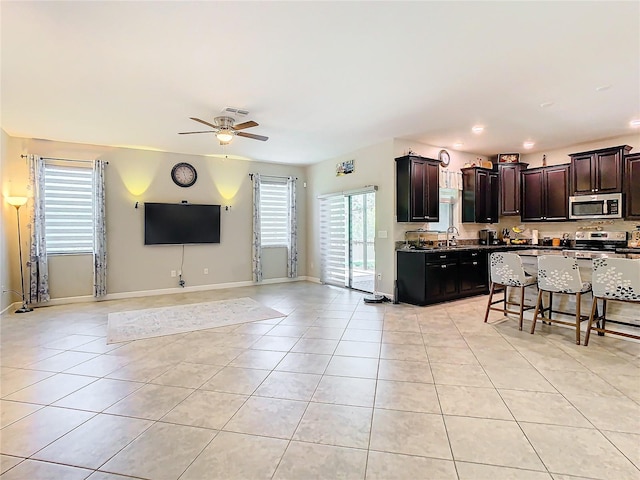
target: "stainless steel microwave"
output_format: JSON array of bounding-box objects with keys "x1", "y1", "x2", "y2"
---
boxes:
[{"x1": 569, "y1": 193, "x2": 623, "y2": 220}]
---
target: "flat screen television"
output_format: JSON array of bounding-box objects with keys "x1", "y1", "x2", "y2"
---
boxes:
[{"x1": 144, "y1": 202, "x2": 221, "y2": 245}]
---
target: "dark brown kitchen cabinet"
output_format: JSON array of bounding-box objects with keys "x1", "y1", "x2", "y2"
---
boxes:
[
  {"x1": 626, "y1": 152, "x2": 640, "y2": 220},
  {"x1": 498, "y1": 163, "x2": 528, "y2": 216},
  {"x1": 396, "y1": 155, "x2": 440, "y2": 222},
  {"x1": 462, "y1": 167, "x2": 499, "y2": 223},
  {"x1": 570, "y1": 145, "x2": 630, "y2": 195},
  {"x1": 396, "y1": 250, "x2": 488, "y2": 306},
  {"x1": 521, "y1": 164, "x2": 570, "y2": 222}
]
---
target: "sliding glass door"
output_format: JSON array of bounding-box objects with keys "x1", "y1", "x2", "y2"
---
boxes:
[
  {"x1": 348, "y1": 192, "x2": 375, "y2": 293},
  {"x1": 320, "y1": 189, "x2": 376, "y2": 293}
]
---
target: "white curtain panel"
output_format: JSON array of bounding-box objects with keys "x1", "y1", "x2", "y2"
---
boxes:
[
  {"x1": 252, "y1": 173, "x2": 263, "y2": 282},
  {"x1": 93, "y1": 159, "x2": 107, "y2": 297},
  {"x1": 287, "y1": 176, "x2": 298, "y2": 278},
  {"x1": 27, "y1": 154, "x2": 49, "y2": 304}
]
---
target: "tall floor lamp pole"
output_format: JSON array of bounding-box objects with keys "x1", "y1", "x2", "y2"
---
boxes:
[{"x1": 6, "y1": 196, "x2": 33, "y2": 313}]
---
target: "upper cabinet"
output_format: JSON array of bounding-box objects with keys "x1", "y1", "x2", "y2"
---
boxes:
[
  {"x1": 462, "y1": 167, "x2": 499, "y2": 224},
  {"x1": 498, "y1": 162, "x2": 528, "y2": 216},
  {"x1": 570, "y1": 145, "x2": 631, "y2": 195},
  {"x1": 626, "y1": 152, "x2": 640, "y2": 220},
  {"x1": 396, "y1": 155, "x2": 440, "y2": 222},
  {"x1": 521, "y1": 164, "x2": 570, "y2": 222}
]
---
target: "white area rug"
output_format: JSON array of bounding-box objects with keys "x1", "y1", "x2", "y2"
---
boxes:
[{"x1": 107, "y1": 297, "x2": 284, "y2": 344}]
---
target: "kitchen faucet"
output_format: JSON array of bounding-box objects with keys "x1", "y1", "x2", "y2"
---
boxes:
[{"x1": 446, "y1": 226, "x2": 459, "y2": 247}]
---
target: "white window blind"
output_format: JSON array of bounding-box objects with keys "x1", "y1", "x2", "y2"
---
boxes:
[
  {"x1": 319, "y1": 195, "x2": 347, "y2": 287},
  {"x1": 260, "y1": 179, "x2": 289, "y2": 247},
  {"x1": 44, "y1": 164, "x2": 94, "y2": 254}
]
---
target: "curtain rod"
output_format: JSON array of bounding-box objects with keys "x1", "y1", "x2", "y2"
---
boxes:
[
  {"x1": 21, "y1": 155, "x2": 108, "y2": 165},
  {"x1": 249, "y1": 173, "x2": 297, "y2": 180}
]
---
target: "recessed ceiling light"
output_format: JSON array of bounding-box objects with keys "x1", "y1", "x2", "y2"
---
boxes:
[
  {"x1": 472, "y1": 125, "x2": 484, "y2": 134},
  {"x1": 630, "y1": 119, "x2": 640, "y2": 128},
  {"x1": 523, "y1": 141, "x2": 535, "y2": 149},
  {"x1": 540, "y1": 102, "x2": 554, "y2": 108},
  {"x1": 454, "y1": 142, "x2": 463, "y2": 148},
  {"x1": 595, "y1": 85, "x2": 611, "y2": 92}
]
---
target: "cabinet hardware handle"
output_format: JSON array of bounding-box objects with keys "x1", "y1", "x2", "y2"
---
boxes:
[
  {"x1": 471, "y1": 253, "x2": 477, "y2": 256},
  {"x1": 439, "y1": 255, "x2": 446, "y2": 258},
  {"x1": 473, "y1": 261, "x2": 478, "y2": 265},
  {"x1": 441, "y1": 265, "x2": 447, "y2": 269}
]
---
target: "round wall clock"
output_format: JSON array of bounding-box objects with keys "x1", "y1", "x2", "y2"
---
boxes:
[
  {"x1": 171, "y1": 162, "x2": 197, "y2": 187},
  {"x1": 438, "y1": 149, "x2": 451, "y2": 167}
]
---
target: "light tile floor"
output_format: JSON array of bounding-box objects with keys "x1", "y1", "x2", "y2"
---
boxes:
[{"x1": 1, "y1": 281, "x2": 639, "y2": 479}]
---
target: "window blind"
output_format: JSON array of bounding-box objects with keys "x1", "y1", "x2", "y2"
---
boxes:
[
  {"x1": 44, "y1": 164, "x2": 94, "y2": 254},
  {"x1": 260, "y1": 180, "x2": 289, "y2": 247},
  {"x1": 319, "y1": 195, "x2": 347, "y2": 286}
]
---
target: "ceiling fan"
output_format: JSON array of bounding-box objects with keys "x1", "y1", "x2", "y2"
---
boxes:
[{"x1": 179, "y1": 116, "x2": 268, "y2": 145}]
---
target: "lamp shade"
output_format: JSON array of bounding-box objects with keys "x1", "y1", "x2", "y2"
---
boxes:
[
  {"x1": 6, "y1": 196, "x2": 28, "y2": 207},
  {"x1": 216, "y1": 130, "x2": 234, "y2": 143}
]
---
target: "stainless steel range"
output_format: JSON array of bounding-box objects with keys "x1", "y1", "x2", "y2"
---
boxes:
[{"x1": 563, "y1": 230, "x2": 628, "y2": 259}]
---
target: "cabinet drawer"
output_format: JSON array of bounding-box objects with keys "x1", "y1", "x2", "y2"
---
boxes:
[{"x1": 425, "y1": 252, "x2": 459, "y2": 263}]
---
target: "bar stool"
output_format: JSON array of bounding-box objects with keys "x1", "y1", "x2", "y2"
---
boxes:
[
  {"x1": 584, "y1": 258, "x2": 640, "y2": 345},
  {"x1": 484, "y1": 252, "x2": 539, "y2": 330},
  {"x1": 531, "y1": 255, "x2": 593, "y2": 345}
]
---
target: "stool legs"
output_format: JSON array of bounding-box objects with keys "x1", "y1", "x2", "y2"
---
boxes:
[
  {"x1": 530, "y1": 289, "x2": 544, "y2": 335},
  {"x1": 518, "y1": 286, "x2": 525, "y2": 331},
  {"x1": 484, "y1": 283, "x2": 496, "y2": 323},
  {"x1": 584, "y1": 296, "x2": 599, "y2": 346},
  {"x1": 575, "y1": 292, "x2": 581, "y2": 345}
]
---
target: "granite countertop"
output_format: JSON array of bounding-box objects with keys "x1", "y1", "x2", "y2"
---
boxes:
[{"x1": 397, "y1": 244, "x2": 566, "y2": 253}]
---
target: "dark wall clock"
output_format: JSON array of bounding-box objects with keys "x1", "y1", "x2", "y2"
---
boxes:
[
  {"x1": 171, "y1": 162, "x2": 197, "y2": 187},
  {"x1": 438, "y1": 149, "x2": 451, "y2": 167}
]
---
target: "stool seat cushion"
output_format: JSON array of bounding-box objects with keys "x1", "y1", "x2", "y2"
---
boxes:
[{"x1": 592, "y1": 258, "x2": 640, "y2": 301}]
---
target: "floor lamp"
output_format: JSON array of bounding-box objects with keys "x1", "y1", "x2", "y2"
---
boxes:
[{"x1": 6, "y1": 196, "x2": 33, "y2": 313}]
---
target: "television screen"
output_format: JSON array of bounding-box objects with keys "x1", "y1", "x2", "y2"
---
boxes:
[{"x1": 144, "y1": 202, "x2": 221, "y2": 245}]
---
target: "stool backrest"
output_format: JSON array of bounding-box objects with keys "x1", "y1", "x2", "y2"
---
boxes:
[
  {"x1": 592, "y1": 258, "x2": 640, "y2": 300},
  {"x1": 537, "y1": 255, "x2": 583, "y2": 293},
  {"x1": 489, "y1": 252, "x2": 528, "y2": 286}
]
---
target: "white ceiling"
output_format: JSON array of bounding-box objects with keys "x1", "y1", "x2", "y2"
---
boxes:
[{"x1": 2, "y1": 1, "x2": 639, "y2": 165}]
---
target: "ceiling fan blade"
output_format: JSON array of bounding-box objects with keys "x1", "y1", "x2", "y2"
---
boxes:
[
  {"x1": 190, "y1": 117, "x2": 218, "y2": 129},
  {"x1": 178, "y1": 130, "x2": 216, "y2": 135},
  {"x1": 232, "y1": 120, "x2": 258, "y2": 131},
  {"x1": 237, "y1": 131, "x2": 268, "y2": 141}
]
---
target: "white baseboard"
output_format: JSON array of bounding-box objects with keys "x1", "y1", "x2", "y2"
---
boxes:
[
  {"x1": 25, "y1": 276, "x2": 313, "y2": 307},
  {"x1": 0, "y1": 301, "x2": 21, "y2": 315}
]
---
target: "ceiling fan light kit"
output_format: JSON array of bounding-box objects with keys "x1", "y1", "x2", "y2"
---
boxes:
[{"x1": 179, "y1": 114, "x2": 268, "y2": 145}]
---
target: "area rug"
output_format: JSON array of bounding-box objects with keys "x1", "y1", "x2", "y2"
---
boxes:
[{"x1": 107, "y1": 297, "x2": 284, "y2": 344}]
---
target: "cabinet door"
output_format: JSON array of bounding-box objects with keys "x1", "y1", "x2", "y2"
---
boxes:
[
  {"x1": 626, "y1": 153, "x2": 640, "y2": 220},
  {"x1": 476, "y1": 170, "x2": 489, "y2": 222},
  {"x1": 459, "y1": 252, "x2": 488, "y2": 294},
  {"x1": 572, "y1": 154, "x2": 594, "y2": 194},
  {"x1": 396, "y1": 252, "x2": 427, "y2": 305},
  {"x1": 487, "y1": 172, "x2": 500, "y2": 223},
  {"x1": 410, "y1": 160, "x2": 427, "y2": 221},
  {"x1": 545, "y1": 166, "x2": 569, "y2": 220},
  {"x1": 595, "y1": 150, "x2": 622, "y2": 193},
  {"x1": 521, "y1": 170, "x2": 545, "y2": 221},
  {"x1": 424, "y1": 161, "x2": 440, "y2": 221},
  {"x1": 425, "y1": 261, "x2": 458, "y2": 302},
  {"x1": 499, "y1": 164, "x2": 520, "y2": 216}
]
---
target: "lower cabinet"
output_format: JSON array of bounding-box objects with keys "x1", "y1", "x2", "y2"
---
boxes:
[{"x1": 397, "y1": 250, "x2": 489, "y2": 306}]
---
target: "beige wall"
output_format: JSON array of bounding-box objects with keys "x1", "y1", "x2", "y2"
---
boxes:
[
  {"x1": 1, "y1": 133, "x2": 307, "y2": 303},
  {"x1": 306, "y1": 140, "x2": 395, "y2": 293}
]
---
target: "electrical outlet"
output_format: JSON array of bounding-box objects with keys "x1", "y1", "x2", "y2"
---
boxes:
[
  {"x1": 377, "y1": 273, "x2": 382, "y2": 280},
  {"x1": 171, "y1": 270, "x2": 177, "y2": 277},
  {"x1": 203, "y1": 268, "x2": 209, "y2": 275}
]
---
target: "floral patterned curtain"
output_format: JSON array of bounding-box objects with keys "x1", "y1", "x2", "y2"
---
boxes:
[
  {"x1": 93, "y1": 160, "x2": 107, "y2": 297},
  {"x1": 27, "y1": 155, "x2": 49, "y2": 304},
  {"x1": 287, "y1": 176, "x2": 298, "y2": 278},
  {"x1": 252, "y1": 173, "x2": 263, "y2": 282}
]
